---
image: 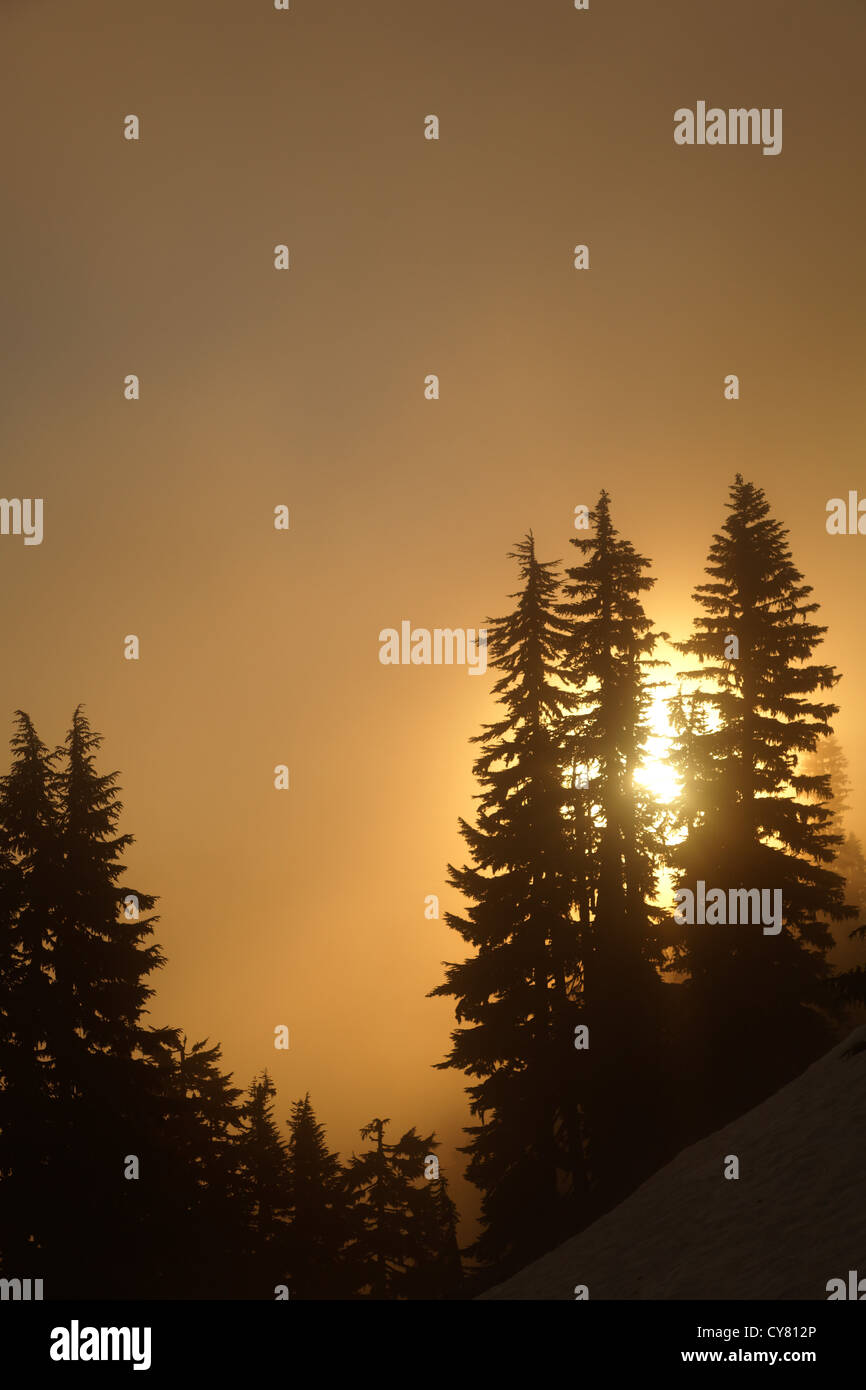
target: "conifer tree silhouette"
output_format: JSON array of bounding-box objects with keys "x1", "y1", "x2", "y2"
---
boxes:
[
  {"x1": 403, "y1": 1169, "x2": 464, "y2": 1299},
  {"x1": 798, "y1": 735, "x2": 866, "y2": 968},
  {"x1": 558, "y1": 492, "x2": 670, "y2": 1205},
  {"x1": 145, "y1": 1033, "x2": 246, "y2": 1297},
  {"x1": 0, "y1": 709, "x2": 250, "y2": 1297},
  {"x1": 235, "y1": 1071, "x2": 289, "y2": 1295},
  {"x1": 284, "y1": 1093, "x2": 355, "y2": 1299},
  {"x1": 0, "y1": 713, "x2": 62, "y2": 1280},
  {"x1": 344, "y1": 1117, "x2": 447, "y2": 1298},
  {"x1": 671, "y1": 476, "x2": 854, "y2": 1127},
  {"x1": 47, "y1": 706, "x2": 170, "y2": 1295},
  {"x1": 668, "y1": 689, "x2": 712, "y2": 841},
  {"x1": 430, "y1": 535, "x2": 585, "y2": 1276}
]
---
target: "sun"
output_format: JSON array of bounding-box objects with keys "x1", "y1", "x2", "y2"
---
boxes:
[
  {"x1": 633, "y1": 689, "x2": 681, "y2": 805},
  {"x1": 635, "y1": 753, "x2": 680, "y2": 805}
]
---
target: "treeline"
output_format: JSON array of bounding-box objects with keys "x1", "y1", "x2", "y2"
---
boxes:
[
  {"x1": 0, "y1": 708, "x2": 461, "y2": 1299},
  {"x1": 3, "y1": 474, "x2": 865, "y2": 1301},
  {"x1": 433, "y1": 475, "x2": 866, "y2": 1285}
]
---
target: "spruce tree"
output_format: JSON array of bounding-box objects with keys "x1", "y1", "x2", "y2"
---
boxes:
[
  {"x1": 344, "y1": 1117, "x2": 446, "y2": 1298},
  {"x1": 799, "y1": 733, "x2": 852, "y2": 820},
  {"x1": 671, "y1": 476, "x2": 853, "y2": 1126},
  {"x1": 835, "y1": 833, "x2": 866, "y2": 935},
  {"x1": 799, "y1": 737, "x2": 866, "y2": 1014},
  {"x1": 0, "y1": 709, "x2": 249, "y2": 1297},
  {"x1": 235, "y1": 1071, "x2": 289, "y2": 1296},
  {"x1": 145, "y1": 1033, "x2": 246, "y2": 1297},
  {"x1": 0, "y1": 713, "x2": 62, "y2": 1279},
  {"x1": 403, "y1": 1170, "x2": 464, "y2": 1299},
  {"x1": 284, "y1": 1093, "x2": 354, "y2": 1299},
  {"x1": 798, "y1": 736, "x2": 866, "y2": 966},
  {"x1": 430, "y1": 535, "x2": 585, "y2": 1276},
  {"x1": 558, "y1": 491, "x2": 669, "y2": 1205},
  {"x1": 52, "y1": 706, "x2": 163, "y2": 1071},
  {"x1": 43, "y1": 706, "x2": 169, "y2": 1294},
  {"x1": 668, "y1": 690, "x2": 713, "y2": 842}
]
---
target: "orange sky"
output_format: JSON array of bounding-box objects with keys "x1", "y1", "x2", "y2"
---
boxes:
[{"x1": 2, "y1": 0, "x2": 865, "y2": 1233}]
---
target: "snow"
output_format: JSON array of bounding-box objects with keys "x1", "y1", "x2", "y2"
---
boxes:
[{"x1": 480, "y1": 1027, "x2": 866, "y2": 1300}]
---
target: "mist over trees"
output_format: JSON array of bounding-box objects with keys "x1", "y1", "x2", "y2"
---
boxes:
[
  {"x1": 434, "y1": 476, "x2": 865, "y2": 1286},
  {"x1": 0, "y1": 710, "x2": 458, "y2": 1299},
  {"x1": 1, "y1": 477, "x2": 864, "y2": 1298}
]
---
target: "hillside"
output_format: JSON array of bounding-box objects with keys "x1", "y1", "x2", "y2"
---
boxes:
[{"x1": 481, "y1": 1026, "x2": 866, "y2": 1300}]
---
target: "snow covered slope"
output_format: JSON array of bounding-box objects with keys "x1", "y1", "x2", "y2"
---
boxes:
[{"x1": 481, "y1": 1027, "x2": 866, "y2": 1300}]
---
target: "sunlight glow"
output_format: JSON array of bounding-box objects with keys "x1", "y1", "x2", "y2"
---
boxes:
[{"x1": 634, "y1": 687, "x2": 681, "y2": 806}]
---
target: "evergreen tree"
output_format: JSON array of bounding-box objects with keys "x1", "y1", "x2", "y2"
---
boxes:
[
  {"x1": 283, "y1": 1093, "x2": 354, "y2": 1299},
  {"x1": 0, "y1": 713, "x2": 62, "y2": 1279},
  {"x1": 558, "y1": 491, "x2": 669, "y2": 1204},
  {"x1": 431, "y1": 1172, "x2": 463, "y2": 1295},
  {"x1": 799, "y1": 733, "x2": 852, "y2": 820},
  {"x1": 670, "y1": 476, "x2": 853, "y2": 1127},
  {"x1": 344, "y1": 1117, "x2": 448, "y2": 1298},
  {"x1": 43, "y1": 706, "x2": 169, "y2": 1295},
  {"x1": 144, "y1": 1033, "x2": 246, "y2": 1298},
  {"x1": 798, "y1": 736, "x2": 866, "y2": 967},
  {"x1": 798, "y1": 737, "x2": 866, "y2": 1013},
  {"x1": 0, "y1": 709, "x2": 246, "y2": 1297},
  {"x1": 668, "y1": 689, "x2": 713, "y2": 842},
  {"x1": 235, "y1": 1071, "x2": 289, "y2": 1296},
  {"x1": 834, "y1": 834, "x2": 866, "y2": 923},
  {"x1": 403, "y1": 1169, "x2": 464, "y2": 1299},
  {"x1": 430, "y1": 535, "x2": 585, "y2": 1276}
]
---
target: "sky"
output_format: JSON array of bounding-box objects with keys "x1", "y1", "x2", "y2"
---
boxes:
[{"x1": 2, "y1": 0, "x2": 865, "y2": 1234}]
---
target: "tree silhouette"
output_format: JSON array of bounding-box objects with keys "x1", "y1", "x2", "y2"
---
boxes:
[
  {"x1": 235, "y1": 1071, "x2": 289, "y2": 1296},
  {"x1": 0, "y1": 709, "x2": 178, "y2": 1295},
  {"x1": 799, "y1": 735, "x2": 866, "y2": 968},
  {"x1": 48, "y1": 706, "x2": 174, "y2": 1295},
  {"x1": 431, "y1": 534, "x2": 585, "y2": 1276},
  {"x1": 558, "y1": 491, "x2": 670, "y2": 1203},
  {"x1": 344, "y1": 1116, "x2": 449, "y2": 1298},
  {"x1": 671, "y1": 476, "x2": 854, "y2": 1127},
  {"x1": 147, "y1": 1033, "x2": 246, "y2": 1297},
  {"x1": 284, "y1": 1093, "x2": 355, "y2": 1299},
  {"x1": 403, "y1": 1169, "x2": 464, "y2": 1299},
  {"x1": 0, "y1": 713, "x2": 62, "y2": 1280}
]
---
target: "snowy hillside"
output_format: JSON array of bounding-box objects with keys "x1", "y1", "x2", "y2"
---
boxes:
[{"x1": 481, "y1": 1027, "x2": 866, "y2": 1300}]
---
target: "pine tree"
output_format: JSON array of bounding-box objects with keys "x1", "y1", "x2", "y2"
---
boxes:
[
  {"x1": 671, "y1": 476, "x2": 853, "y2": 1126},
  {"x1": 430, "y1": 1172, "x2": 463, "y2": 1297},
  {"x1": 41, "y1": 705, "x2": 170, "y2": 1294},
  {"x1": 799, "y1": 733, "x2": 852, "y2": 821},
  {"x1": 403, "y1": 1170, "x2": 464, "y2": 1299},
  {"x1": 0, "y1": 713, "x2": 63, "y2": 1279},
  {"x1": 798, "y1": 736, "x2": 866, "y2": 967},
  {"x1": 558, "y1": 491, "x2": 669, "y2": 1205},
  {"x1": 0, "y1": 709, "x2": 251, "y2": 1297},
  {"x1": 430, "y1": 534, "x2": 585, "y2": 1276},
  {"x1": 235, "y1": 1071, "x2": 289, "y2": 1296},
  {"x1": 835, "y1": 835, "x2": 866, "y2": 920},
  {"x1": 799, "y1": 737, "x2": 866, "y2": 1012},
  {"x1": 344, "y1": 1117, "x2": 447, "y2": 1298},
  {"x1": 668, "y1": 690, "x2": 713, "y2": 842},
  {"x1": 282, "y1": 1094, "x2": 355, "y2": 1298},
  {"x1": 52, "y1": 705, "x2": 164, "y2": 1075},
  {"x1": 146, "y1": 1033, "x2": 246, "y2": 1298}
]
